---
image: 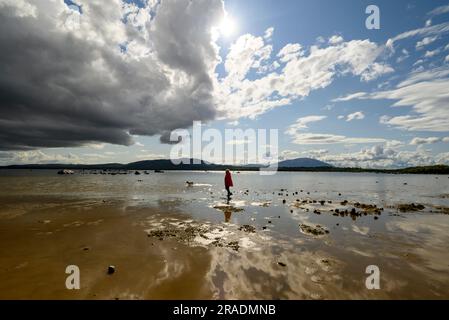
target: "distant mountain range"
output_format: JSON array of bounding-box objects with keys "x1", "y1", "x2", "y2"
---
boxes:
[
  {"x1": 0, "y1": 157, "x2": 332, "y2": 170},
  {"x1": 277, "y1": 158, "x2": 331, "y2": 168},
  {"x1": 1, "y1": 158, "x2": 448, "y2": 174}
]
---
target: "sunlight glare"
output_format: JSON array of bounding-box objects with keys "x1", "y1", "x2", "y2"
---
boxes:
[{"x1": 219, "y1": 15, "x2": 236, "y2": 37}]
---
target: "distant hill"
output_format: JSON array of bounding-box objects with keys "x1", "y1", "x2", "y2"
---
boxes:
[
  {"x1": 277, "y1": 157, "x2": 332, "y2": 168},
  {"x1": 123, "y1": 159, "x2": 215, "y2": 170},
  {"x1": 1, "y1": 159, "x2": 448, "y2": 174}
]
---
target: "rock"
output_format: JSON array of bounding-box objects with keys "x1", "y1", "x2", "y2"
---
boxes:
[
  {"x1": 107, "y1": 265, "x2": 116, "y2": 275},
  {"x1": 397, "y1": 203, "x2": 425, "y2": 212},
  {"x1": 354, "y1": 202, "x2": 382, "y2": 215},
  {"x1": 299, "y1": 223, "x2": 329, "y2": 236},
  {"x1": 278, "y1": 262, "x2": 287, "y2": 267},
  {"x1": 227, "y1": 241, "x2": 239, "y2": 251},
  {"x1": 282, "y1": 199, "x2": 286, "y2": 204},
  {"x1": 239, "y1": 225, "x2": 256, "y2": 233}
]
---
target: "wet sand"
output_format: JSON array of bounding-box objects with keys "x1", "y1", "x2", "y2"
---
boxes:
[{"x1": 0, "y1": 170, "x2": 448, "y2": 299}]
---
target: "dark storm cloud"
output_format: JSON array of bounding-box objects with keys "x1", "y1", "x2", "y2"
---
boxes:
[{"x1": 0, "y1": 0, "x2": 223, "y2": 150}]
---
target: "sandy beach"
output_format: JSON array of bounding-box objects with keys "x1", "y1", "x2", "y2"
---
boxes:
[{"x1": 0, "y1": 170, "x2": 448, "y2": 299}]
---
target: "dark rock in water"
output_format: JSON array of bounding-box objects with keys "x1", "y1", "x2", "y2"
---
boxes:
[
  {"x1": 107, "y1": 266, "x2": 115, "y2": 275},
  {"x1": 397, "y1": 203, "x2": 425, "y2": 212},
  {"x1": 278, "y1": 262, "x2": 287, "y2": 267},
  {"x1": 319, "y1": 200, "x2": 325, "y2": 206},
  {"x1": 268, "y1": 220, "x2": 272, "y2": 224},
  {"x1": 354, "y1": 202, "x2": 382, "y2": 215},
  {"x1": 282, "y1": 199, "x2": 286, "y2": 204},
  {"x1": 374, "y1": 216, "x2": 379, "y2": 220},
  {"x1": 134, "y1": 171, "x2": 141, "y2": 175},
  {"x1": 239, "y1": 225, "x2": 256, "y2": 233},
  {"x1": 299, "y1": 223, "x2": 329, "y2": 236},
  {"x1": 338, "y1": 193, "x2": 342, "y2": 196},
  {"x1": 262, "y1": 226, "x2": 267, "y2": 230},
  {"x1": 227, "y1": 241, "x2": 240, "y2": 251}
]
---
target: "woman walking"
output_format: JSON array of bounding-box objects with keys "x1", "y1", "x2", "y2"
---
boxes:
[{"x1": 224, "y1": 169, "x2": 233, "y2": 198}]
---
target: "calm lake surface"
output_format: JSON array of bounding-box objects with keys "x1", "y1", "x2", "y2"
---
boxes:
[{"x1": 0, "y1": 169, "x2": 448, "y2": 299}]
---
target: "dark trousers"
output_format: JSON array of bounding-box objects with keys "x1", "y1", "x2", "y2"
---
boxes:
[{"x1": 226, "y1": 186, "x2": 232, "y2": 197}]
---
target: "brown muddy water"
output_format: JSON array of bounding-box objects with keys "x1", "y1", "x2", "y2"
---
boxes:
[{"x1": 0, "y1": 169, "x2": 448, "y2": 299}]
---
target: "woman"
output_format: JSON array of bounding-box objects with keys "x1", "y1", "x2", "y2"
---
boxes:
[{"x1": 224, "y1": 169, "x2": 233, "y2": 198}]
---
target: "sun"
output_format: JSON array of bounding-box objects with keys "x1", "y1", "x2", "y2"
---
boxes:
[{"x1": 219, "y1": 15, "x2": 236, "y2": 37}]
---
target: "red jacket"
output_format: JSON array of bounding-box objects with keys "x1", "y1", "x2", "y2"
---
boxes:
[{"x1": 225, "y1": 171, "x2": 233, "y2": 188}]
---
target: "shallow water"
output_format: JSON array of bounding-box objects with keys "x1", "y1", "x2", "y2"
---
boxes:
[{"x1": 0, "y1": 169, "x2": 448, "y2": 299}]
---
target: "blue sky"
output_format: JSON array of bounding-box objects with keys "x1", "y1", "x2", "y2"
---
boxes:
[{"x1": 1, "y1": 0, "x2": 449, "y2": 167}]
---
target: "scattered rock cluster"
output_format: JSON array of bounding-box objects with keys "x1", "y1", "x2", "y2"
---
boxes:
[
  {"x1": 299, "y1": 224, "x2": 329, "y2": 236},
  {"x1": 397, "y1": 203, "x2": 425, "y2": 212}
]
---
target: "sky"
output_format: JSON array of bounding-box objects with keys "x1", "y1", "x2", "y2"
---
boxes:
[{"x1": 0, "y1": 0, "x2": 448, "y2": 168}]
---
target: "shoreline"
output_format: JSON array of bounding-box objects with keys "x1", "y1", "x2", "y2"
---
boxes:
[{"x1": 1, "y1": 165, "x2": 449, "y2": 175}]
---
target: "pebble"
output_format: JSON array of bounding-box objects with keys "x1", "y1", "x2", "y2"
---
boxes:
[
  {"x1": 278, "y1": 262, "x2": 287, "y2": 267},
  {"x1": 107, "y1": 266, "x2": 116, "y2": 275}
]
